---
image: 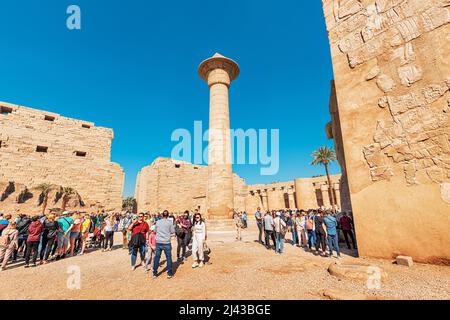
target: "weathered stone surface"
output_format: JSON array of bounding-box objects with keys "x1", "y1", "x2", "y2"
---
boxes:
[
  {"x1": 397, "y1": 64, "x2": 423, "y2": 86},
  {"x1": 396, "y1": 255, "x2": 414, "y2": 267},
  {"x1": 328, "y1": 261, "x2": 388, "y2": 281},
  {"x1": 322, "y1": 0, "x2": 450, "y2": 262},
  {"x1": 0, "y1": 102, "x2": 124, "y2": 212},
  {"x1": 135, "y1": 157, "x2": 345, "y2": 214},
  {"x1": 377, "y1": 74, "x2": 397, "y2": 92}
]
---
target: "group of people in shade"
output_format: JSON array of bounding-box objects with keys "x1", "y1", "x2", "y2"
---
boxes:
[
  {"x1": 0, "y1": 209, "x2": 208, "y2": 278},
  {"x1": 250, "y1": 207, "x2": 356, "y2": 258}
]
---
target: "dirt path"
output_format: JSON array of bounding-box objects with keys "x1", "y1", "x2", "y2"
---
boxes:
[{"x1": 1, "y1": 228, "x2": 449, "y2": 300}]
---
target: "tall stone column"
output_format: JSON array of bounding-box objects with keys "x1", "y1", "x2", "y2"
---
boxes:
[
  {"x1": 261, "y1": 189, "x2": 269, "y2": 212},
  {"x1": 320, "y1": 183, "x2": 331, "y2": 209},
  {"x1": 333, "y1": 182, "x2": 341, "y2": 211},
  {"x1": 287, "y1": 186, "x2": 296, "y2": 209},
  {"x1": 199, "y1": 53, "x2": 240, "y2": 219}
]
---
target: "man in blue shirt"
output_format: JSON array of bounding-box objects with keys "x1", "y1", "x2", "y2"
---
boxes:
[{"x1": 323, "y1": 211, "x2": 341, "y2": 258}]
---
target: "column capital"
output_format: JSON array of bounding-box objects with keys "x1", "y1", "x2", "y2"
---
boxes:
[{"x1": 199, "y1": 53, "x2": 240, "y2": 87}]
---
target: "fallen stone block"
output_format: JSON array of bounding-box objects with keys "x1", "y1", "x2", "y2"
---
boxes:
[
  {"x1": 396, "y1": 255, "x2": 414, "y2": 267},
  {"x1": 328, "y1": 261, "x2": 388, "y2": 281}
]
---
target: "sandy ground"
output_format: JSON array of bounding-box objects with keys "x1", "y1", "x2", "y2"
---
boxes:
[{"x1": 0, "y1": 226, "x2": 449, "y2": 300}]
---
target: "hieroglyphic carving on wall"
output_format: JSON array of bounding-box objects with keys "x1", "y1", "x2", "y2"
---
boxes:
[{"x1": 325, "y1": 0, "x2": 450, "y2": 186}]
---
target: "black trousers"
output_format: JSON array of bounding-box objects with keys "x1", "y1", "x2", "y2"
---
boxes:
[
  {"x1": 177, "y1": 235, "x2": 188, "y2": 258},
  {"x1": 264, "y1": 230, "x2": 276, "y2": 249},
  {"x1": 41, "y1": 237, "x2": 56, "y2": 261},
  {"x1": 25, "y1": 241, "x2": 39, "y2": 265},
  {"x1": 343, "y1": 230, "x2": 356, "y2": 249},
  {"x1": 315, "y1": 231, "x2": 327, "y2": 252},
  {"x1": 257, "y1": 223, "x2": 263, "y2": 243},
  {"x1": 104, "y1": 231, "x2": 114, "y2": 249}
]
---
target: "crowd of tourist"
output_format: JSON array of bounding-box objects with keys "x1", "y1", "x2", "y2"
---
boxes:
[
  {"x1": 0, "y1": 206, "x2": 356, "y2": 277},
  {"x1": 249, "y1": 207, "x2": 356, "y2": 258},
  {"x1": 0, "y1": 209, "x2": 209, "y2": 279}
]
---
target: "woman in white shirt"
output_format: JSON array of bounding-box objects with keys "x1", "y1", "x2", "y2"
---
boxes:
[{"x1": 191, "y1": 213, "x2": 206, "y2": 268}]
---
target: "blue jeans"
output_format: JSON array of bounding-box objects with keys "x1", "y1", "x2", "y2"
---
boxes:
[
  {"x1": 153, "y1": 243, "x2": 173, "y2": 276},
  {"x1": 275, "y1": 232, "x2": 285, "y2": 253},
  {"x1": 327, "y1": 234, "x2": 340, "y2": 256},
  {"x1": 307, "y1": 230, "x2": 316, "y2": 249},
  {"x1": 291, "y1": 227, "x2": 298, "y2": 245},
  {"x1": 131, "y1": 244, "x2": 146, "y2": 266}
]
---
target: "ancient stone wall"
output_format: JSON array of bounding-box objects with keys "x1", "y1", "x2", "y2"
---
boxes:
[
  {"x1": 135, "y1": 158, "x2": 247, "y2": 215},
  {"x1": 0, "y1": 101, "x2": 124, "y2": 212},
  {"x1": 322, "y1": 0, "x2": 450, "y2": 262},
  {"x1": 135, "y1": 158, "x2": 344, "y2": 215}
]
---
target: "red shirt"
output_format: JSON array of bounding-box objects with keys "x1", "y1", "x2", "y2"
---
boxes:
[
  {"x1": 27, "y1": 221, "x2": 44, "y2": 242},
  {"x1": 130, "y1": 221, "x2": 149, "y2": 239},
  {"x1": 340, "y1": 216, "x2": 353, "y2": 231}
]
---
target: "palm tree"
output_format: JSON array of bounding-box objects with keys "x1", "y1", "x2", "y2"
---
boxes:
[
  {"x1": 60, "y1": 187, "x2": 75, "y2": 211},
  {"x1": 122, "y1": 197, "x2": 136, "y2": 212},
  {"x1": 311, "y1": 146, "x2": 337, "y2": 208},
  {"x1": 34, "y1": 183, "x2": 54, "y2": 215}
]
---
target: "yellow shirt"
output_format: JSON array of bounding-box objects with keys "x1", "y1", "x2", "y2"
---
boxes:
[{"x1": 81, "y1": 218, "x2": 91, "y2": 233}]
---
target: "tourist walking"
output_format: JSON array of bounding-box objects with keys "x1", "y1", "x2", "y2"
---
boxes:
[
  {"x1": 273, "y1": 212, "x2": 287, "y2": 254},
  {"x1": 255, "y1": 208, "x2": 264, "y2": 244},
  {"x1": 324, "y1": 211, "x2": 341, "y2": 258},
  {"x1": 153, "y1": 210, "x2": 175, "y2": 279},
  {"x1": 24, "y1": 216, "x2": 43, "y2": 267},
  {"x1": 0, "y1": 221, "x2": 18, "y2": 271},
  {"x1": 129, "y1": 213, "x2": 149, "y2": 271},
  {"x1": 263, "y1": 211, "x2": 276, "y2": 250},
  {"x1": 191, "y1": 213, "x2": 206, "y2": 268},
  {"x1": 339, "y1": 212, "x2": 357, "y2": 249}
]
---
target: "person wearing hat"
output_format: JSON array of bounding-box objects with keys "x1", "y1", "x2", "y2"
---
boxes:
[{"x1": 56, "y1": 211, "x2": 73, "y2": 259}]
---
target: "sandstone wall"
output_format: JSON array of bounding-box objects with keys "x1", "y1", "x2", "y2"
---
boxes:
[
  {"x1": 322, "y1": 0, "x2": 450, "y2": 262},
  {"x1": 246, "y1": 175, "x2": 342, "y2": 214},
  {"x1": 135, "y1": 158, "x2": 247, "y2": 214},
  {"x1": 135, "y1": 159, "x2": 345, "y2": 216},
  {"x1": 0, "y1": 101, "x2": 124, "y2": 212}
]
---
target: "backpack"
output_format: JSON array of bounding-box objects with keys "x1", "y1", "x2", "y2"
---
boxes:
[{"x1": 0, "y1": 232, "x2": 11, "y2": 247}]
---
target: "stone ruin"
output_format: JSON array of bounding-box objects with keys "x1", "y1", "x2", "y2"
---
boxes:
[
  {"x1": 322, "y1": 0, "x2": 450, "y2": 263},
  {"x1": 0, "y1": 101, "x2": 124, "y2": 213}
]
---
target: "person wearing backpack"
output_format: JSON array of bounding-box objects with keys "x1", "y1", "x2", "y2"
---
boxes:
[
  {"x1": 13, "y1": 214, "x2": 31, "y2": 261},
  {"x1": 40, "y1": 214, "x2": 59, "y2": 264},
  {"x1": 273, "y1": 212, "x2": 287, "y2": 254},
  {"x1": 0, "y1": 221, "x2": 19, "y2": 271}
]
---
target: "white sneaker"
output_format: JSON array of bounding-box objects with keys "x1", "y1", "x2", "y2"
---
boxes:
[
  {"x1": 199, "y1": 262, "x2": 204, "y2": 268},
  {"x1": 192, "y1": 262, "x2": 199, "y2": 268}
]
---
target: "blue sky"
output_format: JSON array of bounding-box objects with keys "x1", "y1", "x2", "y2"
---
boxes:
[{"x1": 0, "y1": 0, "x2": 339, "y2": 197}]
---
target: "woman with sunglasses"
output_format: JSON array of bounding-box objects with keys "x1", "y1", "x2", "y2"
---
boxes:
[
  {"x1": 191, "y1": 213, "x2": 207, "y2": 268},
  {"x1": 128, "y1": 213, "x2": 149, "y2": 271}
]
